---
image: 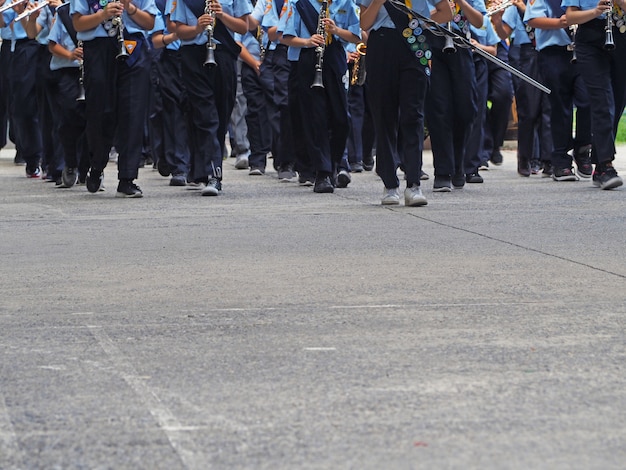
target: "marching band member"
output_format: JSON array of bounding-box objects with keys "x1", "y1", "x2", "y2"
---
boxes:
[
  {"x1": 278, "y1": 0, "x2": 361, "y2": 193},
  {"x1": 564, "y1": 0, "x2": 625, "y2": 189},
  {"x1": 47, "y1": 1, "x2": 90, "y2": 187},
  {"x1": 72, "y1": 0, "x2": 157, "y2": 197},
  {"x1": 1, "y1": 0, "x2": 44, "y2": 177},
  {"x1": 360, "y1": 0, "x2": 452, "y2": 204},
  {"x1": 426, "y1": 0, "x2": 485, "y2": 192},
  {"x1": 170, "y1": 0, "x2": 252, "y2": 196},
  {"x1": 525, "y1": 0, "x2": 592, "y2": 181}
]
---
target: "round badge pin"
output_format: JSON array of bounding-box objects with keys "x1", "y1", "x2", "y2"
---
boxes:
[{"x1": 403, "y1": 28, "x2": 412, "y2": 38}]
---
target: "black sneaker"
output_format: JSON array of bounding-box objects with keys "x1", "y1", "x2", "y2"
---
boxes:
[
  {"x1": 433, "y1": 175, "x2": 452, "y2": 192},
  {"x1": 351, "y1": 162, "x2": 364, "y2": 173},
  {"x1": 61, "y1": 167, "x2": 78, "y2": 188},
  {"x1": 363, "y1": 157, "x2": 374, "y2": 172},
  {"x1": 530, "y1": 160, "x2": 541, "y2": 175},
  {"x1": 541, "y1": 162, "x2": 554, "y2": 178},
  {"x1": 157, "y1": 158, "x2": 172, "y2": 177},
  {"x1": 169, "y1": 174, "x2": 187, "y2": 186},
  {"x1": 313, "y1": 175, "x2": 334, "y2": 193},
  {"x1": 86, "y1": 169, "x2": 103, "y2": 193},
  {"x1": 595, "y1": 165, "x2": 623, "y2": 190},
  {"x1": 452, "y1": 173, "x2": 465, "y2": 189},
  {"x1": 466, "y1": 172, "x2": 483, "y2": 183},
  {"x1": 336, "y1": 170, "x2": 351, "y2": 188},
  {"x1": 25, "y1": 166, "x2": 41, "y2": 178},
  {"x1": 574, "y1": 146, "x2": 593, "y2": 179},
  {"x1": 490, "y1": 151, "x2": 503, "y2": 165},
  {"x1": 201, "y1": 177, "x2": 221, "y2": 196},
  {"x1": 552, "y1": 167, "x2": 579, "y2": 182},
  {"x1": 420, "y1": 170, "x2": 429, "y2": 181},
  {"x1": 298, "y1": 175, "x2": 315, "y2": 186},
  {"x1": 115, "y1": 180, "x2": 143, "y2": 198}
]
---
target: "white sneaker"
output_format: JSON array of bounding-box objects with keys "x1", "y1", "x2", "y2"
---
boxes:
[
  {"x1": 234, "y1": 156, "x2": 249, "y2": 169},
  {"x1": 404, "y1": 184, "x2": 428, "y2": 206},
  {"x1": 186, "y1": 181, "x2": 206, "y2": 190},
  {"x1": 381, "y1": 187, "x2": 400, "y2": 205}
]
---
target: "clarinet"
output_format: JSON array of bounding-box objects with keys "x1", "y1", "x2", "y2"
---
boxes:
[
  {"x1": 203, "y1": 0, "x2": 217, "y2": 66},
  {"x1": 311, "y1": 0, "x2": 327, "y2": 89},
  {"x1": 112, "y1": 1, "x2": 129, "y2": 60},
  {"x1": 77, "y1": 40, "x2": 86, "y2": 101},
  {"x1": 605, "y1": 0, "x2": 615, "y2": 50}
]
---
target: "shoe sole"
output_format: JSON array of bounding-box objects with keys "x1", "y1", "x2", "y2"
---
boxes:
[
  {"x1": 552, "y1": 175, "x2": 579, "y2": 182},
  {"x1": 201, "y1": 188, "x2": 219, "y2": 196},
  {"x1": 115, "y1": 192, "x2": 143, "y2": 198},
  {"x1": 299, "y1": 181, "x2": 314, "y2": 187},
  {"x1": 432, "y1": 186, "x2": 452, "y2": 192},
  {"x1": 405, "y1": 198, "x2": 428, "y2": 207},
  {"x1": 381, "y1": 199, "x2": 400, "y2": 205},
  {"x1": 600, "y1": 176, "x2": 624, "y2": 190},
  {"x1": 249, "y1": 170, "x2": 264, "y2": 176}
]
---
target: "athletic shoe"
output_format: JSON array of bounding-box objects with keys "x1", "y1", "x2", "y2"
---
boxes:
[
  {"x1": 187, "y1": 181, "x2": 206, "y2": 190},
  {"x1": 595, "y1": 166, "x2": 623, "y2": 190},
  {"x1": 169, "y1": 174, "x2": 187, "y2": 186},
  {"x1": 298, "y1": 175, "x2": 315, "y2": 186},
  {"x1": 336, "y1": 170, "x2": 351, "y2": 188},
  {"x1": 86, "y1": 169, "x2": 103, "y2": 193},
  {"x1": 479, "y1": 161, "x2": 489, "y2": 171},
  {"x1": 420, "y1": 170, "x2": 429, "y2": 181},
  {"x1": 277, "y1": 164, "x2": 296, "y2": 181},
  {"x1": 108, "y1": 147, "x2": 118, "y2": 163},
  {"x1": 465, "y1": 172, "x2": 483, "y2": 184},
  {"x1": 26, "y1": 166, "x2": 41, "y2": 178},
  {"x1": 201, "y1": 177, "x2": 221, "y2": 196},
  {"x1": 381, "y1": 187, "x2": 400, "y2": 205},
  {"x1": 541, "y1": 162, "x2": 554, "y2": 178},
  {"x1": 61, "y1": 167, "x2": 78, "y2": 188},
  {"x1": 313, "y1": 176, "x2": 334, "y2": 193},
  {"x1": 234, "y1": 156, "x2": 249, "y2": 169},
  {"x1": 404, "y1": 184, "x2": 428, "y2": 206},
  {"x1": 552, "y1": 167, "x2": 579, "y2": 182},
  {"x1": 363, "y1": 158, "x2": 374, "y2": 172},
  {"x1": 351, "y1": 162, "x2": 364, "y2": 173},
  {"x1": 115, "y1": 180, "x2": 143, "y2": 198},
  {"x1": 490, "y1": 151, "x2": 503, "y2": 165},
  {"x1": 433, "y1": 175, "x2": 452, "y2": 192},
  {"x1": 157, "y1": 158, "x2": 172, "y2": 177},
  {"x1": 249, "y1": 167, "x2": 265, "y2": 176},
  {"x1": 452, "y1": 173, "x2": 465, "y2": 189}
]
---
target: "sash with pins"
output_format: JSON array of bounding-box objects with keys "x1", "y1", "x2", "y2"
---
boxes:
[{"x1": 383, "y1": 0, "x2": 431, "y2": 74}]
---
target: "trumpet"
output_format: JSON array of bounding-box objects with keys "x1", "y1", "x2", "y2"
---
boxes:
[
  {"x1": 11, "y1": 0, "x2": 47, "y2": 22},
  {"x1": 76, "y1": 40, "x2": 86, "y2": 102},
  {"x1": 203, "y1": 0, "x2": 217, "y2": 67},
  {"x1": 485, "y1": 0, "x2": 513, "y2": 17},
  {"x1": 604, "y1": 0, "x2": 615, "y2": 50},
  {"x1": 111, "y1": 1, "x2": 129, "y2": 60},
  {"x1": 311, "y1": 0, "x2": 328, "y2": 89},
  {"x1": 350, "y1": 42, "x2": 367, "y2": 86},
  {"x1": 0, "y1": 0, "x2": 28, "y2": 14}
]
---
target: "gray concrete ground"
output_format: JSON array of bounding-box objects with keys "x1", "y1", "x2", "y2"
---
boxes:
[{"x1": 1, "y1": 145, "x2": 625, "y2": 470}]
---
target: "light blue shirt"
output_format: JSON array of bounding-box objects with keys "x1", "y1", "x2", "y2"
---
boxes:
[
  {"x1": 48, "y1": 10, "x2": 81, "y2": 69},
  {"x1": 358, "y1": 0, "x2": 433, "y2": 31},
  {"x1": 35, "y1": 4, "x2": 54, "y2": 44},
  {"x1": 525, "y1": 0, "x2": 570, "y2": 49},
  {"x1": 502, "y1": 3, "x2": 531, "y2": 44},
  {"x1": 279, "y1": 0, "x2": 360, "y2": 61},
  {"x1": 561, "y1": 0, "x2": 605, "y2": 17},
  {"x1": 151, "y1": 9, "x2": 180, "y2": 49},
  {"x1": 234, "y1": 29, "x2": 261, "y2": 59},
  {"x1": 2, "y1": 9, "x2": 28, "y2": 40},
  {"x1": 470, "y1": 13, "x2": 498, "y2": 45},
  {"x1": 251, "y1": 0, "x2": 283, "y2": 50},
  {"x1": 170, "y1": 0, "x2": 252, "y2": 46},
  {"x1": 71, "y1": 0, "x2": 158, "y2": 41},
  {"x1": 1, "y1": 24, "x2": 13, "y2": 40}
]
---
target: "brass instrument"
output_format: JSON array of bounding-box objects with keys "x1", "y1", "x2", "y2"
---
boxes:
[
  {"x1": 112, "y1": 1, "x2": 129, "y2": 61},
  {"x1": 311, "y1": 0, "x2": 327, "y2": 89},
  {"x1": 605, "y1": 0, "x2": 615, "y2": 50},
  {"x1": 13, "y1": 0, "x2": 48, "y2": 22},
  {"x1": 485, "y1": 0, "x2": 513, "y2": 17},
  {"x1": 350, "y1": 42, "x2": 366, "y2": 86},
  {"x1": 203, "y1": 0, "x2": 217, "y2": 67},
  {"x1": 442, "y1": 22, "x2": 456, "y2": 53},
  {"x1": 0, "y1": 0, "x2": 28, "y2": 14},
  {"x1": 76, "y1": 40, "x2": 86, "y2": 102}
]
